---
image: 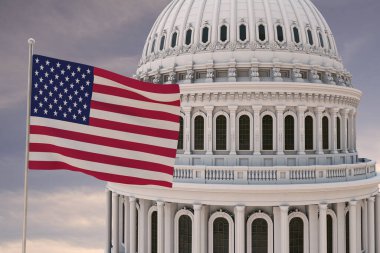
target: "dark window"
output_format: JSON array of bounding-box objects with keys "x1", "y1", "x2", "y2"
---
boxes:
[
  {"x1": 258, "y1": 24, "x2": 266, "y2": 41},
  {"x1": 239, "y1": 115, "x2": 250, "y2": 150},
  {"x1": 179, "y1": 215, "x2": 192, "y2": 253},
  {"x1": 251, "y1": 218, "x2": 268, "y2": 253},
  {"x1": 216, "y1": 115, "x2": 227, "y2": 150},
  {"x1": 239, "y1": 24, "x2": 247, "y2": 41},
  {"x1": 289, "y1": 217, "x2": 304, "y2": 253},
  {"x1": 202, "y1": 26, "x2": 209, "y2": 44},
  {"x1": 262, "y1": 115, "x2": 273, "y2": 150},
  {"x1": 318, "y1": 32, "x2": 324, "y2": 48},
  {"x1": 323, "y1": 116, "x2": 329, "y2": 150},
  {"x1": 307, "y1": 29, "x2": 314, "y2": 45},
  {"x1": 171, "y1": 32, "x2": 178, "y2": 48},
  {"x1": 220, "y1": 25, "x2": 228, "y2": 42},
  {"x1": 151, "y1": 211, "x2": 157, "y2": 253},
  {"x1": 151, "y1": 39, "x2": 156, "y2": 53},
  {"x1": 213, "y1": 218, "x2": 229, "y2": 253},
  {"x1": 177, "y1": 117, "x2": 184, "y2": 150},
  {"x1": 337, "y1": 118, "x2": 341, "y2": 150},
  {"x1": 277, "y1": 25, "x2": 284, "y2": 42},
  {"x1": 327, "y1": 215, "x2": 333, "y2": 253},
  {"x1": 293, "y1": 27, "x2": 300, "y2": 44},
  {"x1": 285, "y1": 115, "x2": 295, "y2": 150},
  {"x1": 346, "y1": 212, "x2": 349, "y2": 253},
  {"x1": 194, "y1": 116, "x2": 204, "y2": 150},
  {"x1": 160, "y1": 35, "x2": 166, "y2": 51},
  {"x1": 185, "y1": 29, "x2": 193, "y2": 46},
  {"x1": 305, "y1": 116, "x2": 313, "y2": 150}
]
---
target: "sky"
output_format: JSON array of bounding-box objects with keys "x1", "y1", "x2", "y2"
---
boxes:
[{"x1": 0, "y1": 0, "x2": 379, "y2": 252}]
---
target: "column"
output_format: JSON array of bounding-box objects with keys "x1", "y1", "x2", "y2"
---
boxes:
[
  {"x1": 106, "y1": 189, "x2": 112, "y2": 253},
  {"x1": 273, "y1": 207, "x2": 281, "y2": 253},
  {"x1": 164, "y1": 203, "x2": 175, "y2": 253},
  {"x1": 201, "y1": 205, "x2": 209, "y2": 253},
  {"x1": 297, "y1": 106, "x2": 307, "y2": 155},
  {"x1": 341, "y1": 109, "x2": 349, "y2": 153},
  {"x1": 315, "y1": 107, "x2": 325, "y2": 155},
  {"x1": 193, "y1": 204, "x2": 202, "y2": 253},
  {"x1": 376, "y1": 194, "x2": 380, "y2": 253},
  {"x1": 349, "y1": 200, "x2": 357, "y2": 253},
  {"x1": 205, "y1": 106, "x2": 214, "y2": 155},
  {"x1": 348, "y1": 110, "x2": 355, "y2": 153},
  {"x1": 112, "y1": 193, "x2": 120, "y2": 253},
  {"x1": 319, "y1": 204, "x2": 328, "y2": 253},
  {"x1": 129, "y1": 197, "x2": 136, "y2": 253},
  {"x1": 229, "y1": 105, "x2": 238, "y2": 155},
  {"x1": 368, "y1": 197, "x2": 375, "y2": 253},
  {"x1": 308, "y1": 205, "x2": 319, "y2": 253},
  {"x1": 124, "y1": 197, "x2": 130, "y2": 253},
  {"x1": 336, "y1": 202, "x2": 346, "y2": 253},
  {"x1": 356, "y1": 201, "x2": 362, "y2": 253},
  {"x1": 363, "y1": 199, "x2": 368, "y2": 252},
  {"x1": 183, "y1": 106, "x2": 191, "y2": 155},
  {"x1": 234, "y1": 205, "x2": 245, "y2": 253},
  {"x1": 252, "y1": 105, "x2": 262, "y2": 155},
  {"x1": 276, "y1": 106, "x2": 286, "y2": 155},
  {"x1": 280, "y1": 205, "x2": 289, "y2": 253},
  {"x1": 157, "y1": 201, "x2": 165, "y2": 253},
  {"x1": 353, "y1": 112, "x2": 357, "y2": 152},
  {"x1": 138, "y1": 199, "x2": 148, "y2": 253},
  {"x1": 330, "y1": 108, "x2": 339, "y2": 154}
]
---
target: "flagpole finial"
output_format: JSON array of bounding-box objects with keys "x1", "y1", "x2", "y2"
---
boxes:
[{"x1": 28, "y1": 38, "x2": 35, "y2": 45}]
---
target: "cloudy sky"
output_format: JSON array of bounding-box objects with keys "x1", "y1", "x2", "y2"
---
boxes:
[{"x1": 0, "y1": 0, "x2": 379, "y2": 252}]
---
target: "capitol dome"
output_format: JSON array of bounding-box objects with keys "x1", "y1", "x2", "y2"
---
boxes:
[{"x1": 105, "y1": 1, "x2": 380, "y2": 253}]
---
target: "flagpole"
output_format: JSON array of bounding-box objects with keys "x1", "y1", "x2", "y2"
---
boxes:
[{"x1": 22, "y1": 38, "x2": 35, "y2": 253}]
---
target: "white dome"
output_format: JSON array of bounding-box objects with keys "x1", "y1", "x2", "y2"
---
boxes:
[{"x1": 136, "y1": 0, "x2": 352, "y2": 86}]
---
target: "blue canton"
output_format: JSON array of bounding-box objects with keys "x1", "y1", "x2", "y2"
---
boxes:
[{"x1": 31, "y1": 55, "x2": 94, "y2": 125}]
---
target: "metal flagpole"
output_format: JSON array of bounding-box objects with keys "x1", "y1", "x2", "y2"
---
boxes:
[{"x1": 22, "y1": 38, "x2": 35, "y2": 253}]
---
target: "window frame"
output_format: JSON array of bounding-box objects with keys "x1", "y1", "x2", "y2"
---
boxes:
[
  {"x1": 284, "y1": 112, "x2": 297, "y2": 151},
  {"x1": 237, "y1": 111, "x2": 253, "y2": 151},
  {"x1": 192, "y1": 112, "x2": 206, "y2": 151},
  {"x1": 218, "y1": 23, "x2": 230, "y2": 44},
  {"x1": 256, "y1": 22, "x2": 268, "y2": 43},
  {"x1": 213, "y1": 111, "x2": 230, "y2": 152},
  {"x1": 148, "y1": 206, "x2": 158, "y2": 253},
  {"x1": 261, "y1": 112, "x2": 276, "y2": 151},
  {"x1": 200, "y1": 24, "x2": 211, "y2": 45},
  {"x1": 246, "y1": 212, "x2": 274, "y2": 253},
  {"x1": 322, "y1": 114, "x2": 331, "y2": 150},
  {"x1": 274, "y1": 23, "x2": 286, "y2": 44},
  {"x1": 237, "y1": 22, "x2": 249, "y2": 43},
  {"x1": 288, "y1": 211, "x2": 309, "y2": 253},
  {"x1": 304, "y1": 113, "x2": 316, "y2": 151},
  {"x1": 170, "y1": 30, "x2": 179, "y2": 48},
  {"x1": 306, "y1": 27, "x2": 314, "y2": 46},
  {"x1": 291, "y1": 25, "x2": 301, "y2": 45},
  {"x1": 317, "y1": 29, "x2": 325, "y2": 48},
  {"x1": 174, "y1": 209, "x2": 194, "y2": 253},
  {"x1": 208, "y1": 211, "x2": 234, "y2": 253},
  {"x1": 184, "y1": 27, "x2": 194, "y2": 46}
]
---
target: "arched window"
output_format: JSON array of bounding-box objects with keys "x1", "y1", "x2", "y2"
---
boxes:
[
  {"x1": 258, "y1": 24, "x2": 266, "y2": 42},
  {"x1": 251, "y1": 218, "x2": 268, "y2": 253},
  {"x1": 327, "y1": 215, "x2": 333, "y2": 253},
  {"x1": 159, "y1": 35, "x2": 166, "y2": 51},
  {"x1": 179, "y1": 215, "x2": 192, "y2": 253},
  {"x1": 322, "y1": 116, "x2": 329, "y2": 150},
  {"x1": 171, "y1": 32, "x2": 178, "y2": 48},
  {"x1": 346, "y1": 212, "x2": 349, "y2": 253},
  {"x1": 239, "y1": 115, "x2": 250, "y2": 150},
  {"x1": 202, "y1": 26, "x2": 210, "y2": 44},
  {"x1": 177, "y1": 117, "x2": 184, "y2": 150},
  {"x1": 293, "y1": 27, "x2": 300, "y2": 44},
  {"x1": 151, "y1": 38, "x2": 156, "y2": 53},
  {"x1": 185, "y1": 29, "x2": 193, "y2": 46},
  {"x1": 285, "y1": 115, "x2": 295, "y2": 150},
  {"x1": 307, "y1": 29, "x2": 314, "y2": 45},
  {"x1": 337, "y1": 118, "x2": 341, "y2": 150},
  {"x1": 220, "y1": 25, "x2": 228, "y2": 42},
  {"x1": 216, "y1": 115, "x2": 227, "y2": 150},
  {"x1": 289, "y1": 217, "x2": 304, "y2": 253},
  {"x1": 262, "y1": 115, "x2": 273, "y2": 151},
  {"x1": 239, "y1": 24, "x2": 247, "y2": 42},
  {"x1": 276, "y1": 25, "x2": 284, "y2": 42},
  {"x1": 151, "y1": 211, "x2": 157, "y2": 253},
  {"x1": 213, "y1": 217, "x2": 229, "y2": 253},
  {"x1": 194, "y1": 116, "x2": 204, "y2": 150},
  {"x1": 305, "y1": 116, "x2": 313, "y2": 150},
  {"x1": 318, "y1": 32, "x2": 324, "y2": 48}
]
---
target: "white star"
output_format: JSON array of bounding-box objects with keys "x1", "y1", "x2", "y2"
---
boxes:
[
  {"x1": 50, "y1": 67, "x2": 55, "y2": 72},
  {"x1": 71, "y1": 71, "x2": 76, "y2": 77},
  {"x1": 68, "y1": 95, "x2": 73, "y2": 100},
  {"x1": 34, "y1": 108, "x2": 38, "y2": 113},
  {"x1": 65, "y1": 76, "x2": 69, "y2": 82},
  {"x1": 44, "y1": 97, "x2": 48, "y2": 102},
  {"x1": 54, "y1": 86, "x2": 58, "y2": 92},
  {"x1": 74, "y1": 90, "x2": 78, "y2": 96},
  {"x1": 58, "y1": 93, "x2": 63, "y2": 98},
  {"x1": 34, "y1": 71, "x2": 39, "y2": 76},
  {"x1": 77, "y1": 67, "x2": 81, "y2": 72},
  {"x1": 59, "y1": 81, "x2": 64, "y2": 86},
  {"x1": 35, "y1": 58, "x2": 39, "y2": 63},
  {"x1": 39, "y1": 77, "x2": 44, "y2": 82},
  {"x1": 63, "y1": 100, "x2": 68, "y2": 106},
  {"x1": 78, "y1": 97, "x2": 83, "y2": 102},
  {"x1": 83, "y1": 104, "x2": 88, "y2": 109},
  {"x1": 58, "y1": 106, "x2": 63, "y2": 111},
  {"x1": 45, "y1": 60, "x2": 50, "y2": 66},
  {"x1": 40, "y1": 65, "x2": 44, "y2": 70},
  {"x1": 84, "y1": 92, "x2": 89, "y2": 97},
  {"x1": 63, "y1": 113, "x2": 67, "y2": 118},
  {"x1": 86, "y1": 81, "x2": 90, "y2": 86},
  {"x1": 53, "y1": 98, "x2": 58, "y2": 104},
  {"x1": 75, "y1": 78, "x2": 80, "y2": 84},
  {"x1": 34, "y1": 83, "x2": 38, "y2": 88},
  {"x1": 34, "y1": 95, "x2": 38, "y2": 101},
  {"x1": 80, "y1": 85, "x2": 84, "y2": 91},
  {"x1": 86, "y1": 69, "x2": 90, "y2": 74},
  {"x1": 67, "y1": 64, "x2": 71, "y2": 70},
  {"x1": 78, "y1": 109, "x2": 82, "y2": 115},
  {"x1": 44, "y1": 109, "x2": 48, "y2": 114},
  {"x1": 39, "y1": 102, "x2": 43, "y2": 108},
  {"x1": 48, "y1": 104, "x2": 53, "y2": 109},
  {"x1": 81, "y1": 73, "x2": 86, "y2": 79},
  {"x1": 70, "y1": 84, "x2": 74, "y2": 89},
  {"x1": 68, "y1": 107, "x2": 72, "y2": 113},
  {"x1": 56, "y1": 62, "x2": 61, "y2": 68},
  {"x1": 82, "y1": 116, "x2": 87, "y2": 121},
  {"x1": 44, "y1": 72, "x2": 49, "y2": 77},
  {"x1": 61, "y1": 69, "x2": 65, "y2": 75},
  {"x1": 73, "y1": 114, "x2": 77, "y2": 120},
  {"x1": 44, "y1": 84, "x2": 48, "y2": 90},
  {"x1": 39, "y1": 90, "x2": 43, "y2": 95},
  {"x1": 54, "y1": 111, "x2": 58, "y2": 116},
  {"x1": 73, "y1": 102, "x2": 77, "y2": 107},
  {"x1": 55, "y1": 75, "x2": 59, "y2": 80},
  {"x1": 49, "y1": 79, "x2": 53, "y2": 84},
  {"x1": 64, "y1": 88, "x2": 68, "y2": 93}
]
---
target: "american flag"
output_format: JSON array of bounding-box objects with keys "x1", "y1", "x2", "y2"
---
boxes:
[{"x1": 29, "y1": 55, "x2": 180, "y2": 188}]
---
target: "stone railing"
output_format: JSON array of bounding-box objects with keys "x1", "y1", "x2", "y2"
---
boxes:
[{"x1": 173, "y1": 160, "x2": 376, "y2": 185}]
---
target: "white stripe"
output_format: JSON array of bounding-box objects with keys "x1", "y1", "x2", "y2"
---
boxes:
[
  {"x1": 90, "y1": 109, "x2": 179, "y2": 131},
  {"x1": 94, "y1": 76, "x2": 179, "y2": 102},
  {"x1": 30, "y1": 134, "x2": 174, "y2": 167},
  {"x1": 29, "y1": 152, "x2": 173, "y2": 182},
  {"x1": 92, "y1": 92, "x2": 180, "y2": 115},
  {"x1": 30, "y1": 117, "x2": 177, "y2": 149}
]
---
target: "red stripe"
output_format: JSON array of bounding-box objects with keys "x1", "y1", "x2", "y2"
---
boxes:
[
  {"x1": 29, "y1": 161, "x2": 172, "y2": 187},
  {"x1": 90, "y1": 117, "x2": 179, "y2": 140},
  {"x1": 94, "y1": 67, "x2": 180, "y2": 94},
  {"x1": 30, "y1": 125, "x2": 177, "y2": 158},
  {"x1": 91, "y1": 100, "x2": 180, "y2": 123},
  {"x1": 29, "y1": 143, "x2": 173, "y2": 175},
  {"x1": 93, "y1": 84, "x2": 180, "y2": 106}
]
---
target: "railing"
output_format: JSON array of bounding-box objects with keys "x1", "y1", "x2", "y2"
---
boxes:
[{"x1": 173, "y1": 160, "x2": 377, "y2": 185}]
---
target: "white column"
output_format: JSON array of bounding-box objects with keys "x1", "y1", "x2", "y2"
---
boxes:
[
  {"x1": 315, "y1": 107, "x2": 325, "y2": 155},
  {"x1": 273, "y1": 207, "x2": 281, "y2": 253},
  {"x1": 106, "y1": 189, "x2": 112, "y2": 253},
  {"x1": 336, "y1": 202, "x2": 346, "y2": 253},
  {"x1": 297, "y1": 106, "x2": 307, "y2": 155},
  {"x1": 252, "y1": 105, "x2": 262, "y2": 155},
  {"x1": 280, "y1": 205, "x2": 289, "y2": 253},
  {"x1": 357, "y1": 201, "x2": 362, "y2": 253},
  {"x1": 201, "y1": 205, "x2": 209, "y2": 253},
  {"x1": 308, "y1": 205, "x2": 319, "y2": 253},
  {"x1": 138, "y1": 199, "x2": 148, "y2": 253},
  {"x1": 368, "y1": 197, "x2": 375, "y2": 253},
  {"x1": 341, "y1": 109, "x2": 349, "y2": 153},
  {"x1": 353, "y1": 112, "x2": 357, "y2": 152},
  {"x1": 363, "y1": 199, "x2": 369, "y2": 252},
  {"x1": 205, "y1": 106, "x2": 214, "y2": 155},
  {"x1": 276, "y1": 106, "x2": 286, "y2": 155},
  {"x1": 330, "y1": 108, "x2": 339, "y2": 154},
  {"x1": 193, "y1": 204, "x2": 202, "y2": 253},
  {"x1": 229, "y1": 105, "x2": 238, "y2": 155},
  {"x1": 112, "y1": 193, "x2": 120, "y2": 253},
  {"x1": 124, "y1": 197, "x2": 130, "y2": 253},
  {"x1": 376, "y1": 194, "x2": 380, "y2": 253},
  {"x1": 164, "y1": 203, "x2": 175, "y2": 253},
  {"x1": 349, "y1": 200, "x2": 357, "y2": 253},
  {"x1": 234, "y1": 205, "x2": 245, "y2": 253},
  {"x1": 157, "y1": 201, "x2": 165, "y2": 253},
  {"x1": 348, "y1": 110, "x2": 355, "y2": 153},
  {"x1": 183, "y1": 106, "x2": 191, "y2": 155},
  {"x1": 129, "y1": 197, "x2": 136, "y2": 253},
  {"x1": 319, "y1": 204, "x2": 328, "y2": 253}
]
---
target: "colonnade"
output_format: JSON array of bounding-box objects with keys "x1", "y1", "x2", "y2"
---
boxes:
[{"x1": 105, "y1": 190, "x2": 380, "y2": 253}]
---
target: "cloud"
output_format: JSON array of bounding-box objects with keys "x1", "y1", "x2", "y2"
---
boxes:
[{"x1": 0, "y1": 240, "x2": 102, "y2": 253}]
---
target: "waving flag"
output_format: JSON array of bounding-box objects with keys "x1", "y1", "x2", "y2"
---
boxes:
[{"x1": 28, "y1": 55, "x2": 180, "y2": 187}]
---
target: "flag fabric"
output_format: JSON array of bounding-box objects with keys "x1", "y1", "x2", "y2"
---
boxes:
[{"x1": 29, "y1": 55, "x2": 180, "y2": 188}]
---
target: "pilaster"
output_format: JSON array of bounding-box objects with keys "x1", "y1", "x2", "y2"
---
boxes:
[
  {"x1": 349, "y1": 200, "x2": 357, "y2": 253},
  {"x1": 157, "y1": 201, "x2": 165, "y2": 253},
  {"x1": 315, "y1": 107, "x2": 325, "y2": 155},
  {"x1": 319, "y1": 204, "x2": 328, "y2": 253},
  {"x1": 280, "y1": 205, "x2": 289, "y2": 253},
  {"x1": 341, "y1": 109, "x2": 349, "y2": 153},
  {"x1": 229, "y1": 105, "x2": 238, "y2": 155},
  {"x1": 368, "y1": 197, "x2": 375, "y2": 253},
  {"x1": 308, "y1": 204, "x2": 319, "y2": 253},
  {"x1": 297, "y1": 106, "x2": 307, "y2": 155},
  {"x1": 112, "y1": 193, "x2": 119, "y2": 253},
  {"x1": 276, "y1": 105, "x2": 286, "y2": 155},
  {"x1": 193, "y1": 204, "x2": 202, "y2": 253},
  {"x1": 129, "y1": 197, "x2": 137, "y2": 253},
  {"x1": 252, "y1": 105, "x2": 262, "y2": 155},
  {"x1": 336, "y1": 202, "x2": 346, "y2": 253},
  {"x1": 205, "y1": 106, "x2": 214, "y2": 155},
  {"x1": 234, "y1": 205, "x2": 245, "y2": 253},
  {"x1": 330, "y1": 108, "x2": 339, "y2": 154},
  {"x1": 183, "y1": 106, "x2": 192, "y2": 155}
]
